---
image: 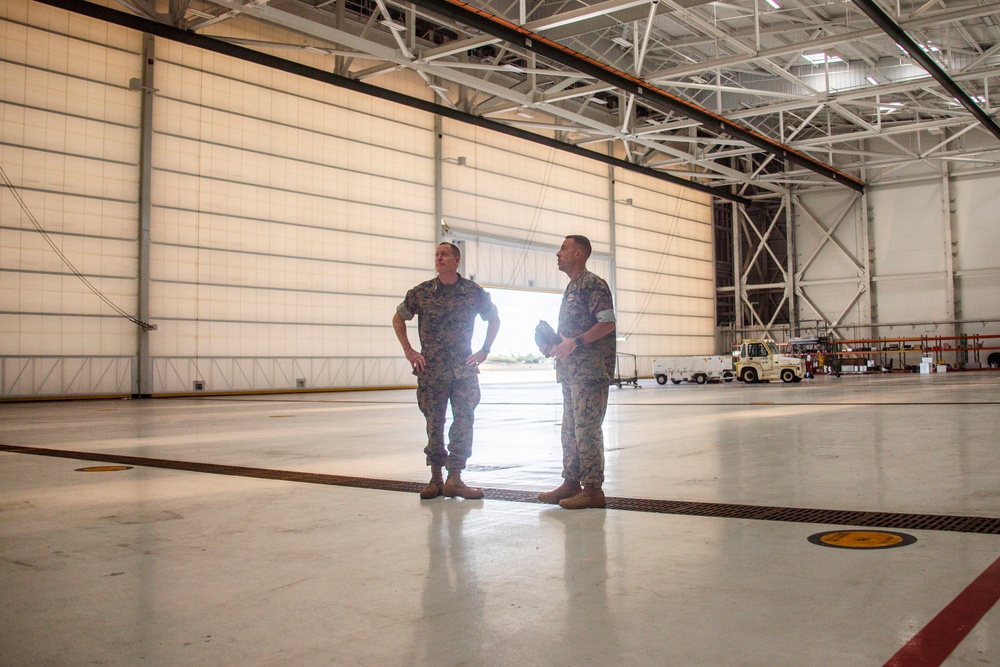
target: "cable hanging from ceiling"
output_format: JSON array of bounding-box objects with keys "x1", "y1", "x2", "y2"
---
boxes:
[{"x1": 0, "y1": 162, "x2": 155, "y2": 331}]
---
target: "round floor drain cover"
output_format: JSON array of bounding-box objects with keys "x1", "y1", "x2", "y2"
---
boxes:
[{"x1": 808, "y1": 530, "x2": 916, "y2": 549}]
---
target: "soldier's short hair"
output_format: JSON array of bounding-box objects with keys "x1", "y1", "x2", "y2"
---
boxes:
[
  {"x1": 438, "y1": 242, "x2": 461, "y2": 260},
  {"x1": 565, "y1": 235, "x2": 592, "y2": 260}
]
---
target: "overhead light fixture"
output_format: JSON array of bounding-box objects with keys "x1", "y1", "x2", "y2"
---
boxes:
[
  {"x1": 802, "y1": 52, "x2": 843, "y2": 65},
  {"x1": 611, "y1": 36, "x2": 633, "y2": 49},
  {"x1": 515, "y1": 106, "x2": 535, "y2": 119},
  {"x1": 427, "y1": 84, "x2": 449, "y2": 94},
  {"x1": 956, "y1": 95, "x2": 987, "y2": 105},
  {"x1": 690, "y1": 75, "x2": 706, "y2": 84},
  {"x1": 186, "y1": 8, "x2": 215, "y2": 18},
  {"x1": 878, "y1": 103, "x2": 902, "y2": 114},
  {"x1": 501, "y1": 63, "x2": 525, "y2": 73},
  {"x1": 304, "y1": 46, "x2": 330, "y2": 55},
  {"x1": 763, "y1": 0, "x2": 781, "y2": 8},
  {"x1": 865, "y1": 75, "x2": 879, "y2": 85},
  {"x1": 586, "y1": 96, "x2": 608, "y2": 106}
]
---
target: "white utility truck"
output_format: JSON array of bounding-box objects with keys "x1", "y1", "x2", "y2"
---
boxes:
[
  {"x1": 735, "y1": 339, "x2": 805, "y2": 383},
  {"x1": 652, "y1": 355, "x2": 735, "y2": 385}
]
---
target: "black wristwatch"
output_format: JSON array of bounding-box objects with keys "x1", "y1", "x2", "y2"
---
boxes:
[{"x1": 574, "y1": 336, "x2": 584, "y2": 348}]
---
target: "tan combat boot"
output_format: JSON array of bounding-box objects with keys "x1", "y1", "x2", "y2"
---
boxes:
[
  {"x1": 558, "y1": 484, "x2": 606, "y2": 510},
  {"x1": 420, "y1": 465, "x2": 444, "y2": 500},
  {"x1": 443, "y1": 470, "x2": 485, "y2": 500},
  {"x1": 537, "y1": 479, "x2": 581, "y2": 504}
]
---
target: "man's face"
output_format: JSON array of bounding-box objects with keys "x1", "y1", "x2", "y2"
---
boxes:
[
  {"x1": 556, "y1": 238, "x2": 579, "y2": 273},
  {"x1": 435, "y1": 244, "x2": 460, "y2": 274}
]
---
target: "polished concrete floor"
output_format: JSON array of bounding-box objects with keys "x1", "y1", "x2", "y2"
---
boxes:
[{"x1": 2, "y1": 372, "x2": 999, "y2": 666}]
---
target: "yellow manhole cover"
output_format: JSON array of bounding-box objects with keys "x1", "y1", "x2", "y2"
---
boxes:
[
  {"x1": 808, "y1": 530, "x2": 916, "y2": 549},
  {"x1": 76, "y1": 465, "x2": 133, "y2": 472}
]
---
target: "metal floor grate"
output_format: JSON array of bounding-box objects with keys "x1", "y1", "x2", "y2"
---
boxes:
[{"x1": 4, "y1": 444, "x2": 999, "y2": 535}]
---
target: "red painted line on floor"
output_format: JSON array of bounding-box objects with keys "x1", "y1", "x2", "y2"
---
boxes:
[{"x1": 884, "y1": 553, "x2": 1000, "y2": 667}]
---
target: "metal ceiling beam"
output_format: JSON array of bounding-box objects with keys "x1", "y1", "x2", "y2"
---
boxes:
[
  {"x1": 399, "y1": 0, "x2": 865, "y2": 192},
  {"x1": 32, "y1": 0, "x2": 752, "y2": 205},
  {"x1": 849, "y1": 0, "x2": 1000, "y2": 144},
  {"x1": 646, "y1": 2, "x2": 1000, "y2": 83}
]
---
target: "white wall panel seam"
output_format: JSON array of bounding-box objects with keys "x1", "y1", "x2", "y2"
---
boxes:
[
  {"x1": 439, "y1": 159, "x2": 608, "y2": 193},
  {"x1": 152, "y1": 279, "x2": 412, "y2": 299},
  {"x1": 614, "y1": 264, "x2": 714, "y2": 279},
  {"x1": 1, "y1": 141, "x2": 137, "y2": 169},
  {"x1": 151, "y1": 132, "x2": 433, "y2": 188},
  {"x1": 152, "y1": 355, "x2": 404, "y2": 359},
  {"x1": 613, "y1": 217, "x2": 713, "y2": 234},
  {"x1": 440, "y1": 185, "x2": 607, "y2": 214},
  {"x1": 614, "y1": 241, "x2": 713, "y2": 260},
  {"x1": 616, "y1": 286, "x2": 714, "y2": 298},
  {"x1": 0, "y1": 16, "x2": 139, "y2": 56},
  {"x1": 0, "y1": 183, "x2": 136, "y2": 205},
  {"x1": 152, "y1": 241, "x2": 431, "y2": 272},
  {"x1": 3, "y1": 354, "x2": 135, "y2": 358},
  {"x1": 0, "y1": 99, "x2": 137, "y2": 130},
  {"x1": 155, "y1": 59, "x2": 434, "y2": 134},
  {"x1": 150, "y1": 168, "x2": 435, "y2": 215},
  {"x1": 2, "y1": 267, "x2": 136, "y2": 281},
  {"x1": 151, "y1": 318, "x2": 398, "y2": 328},
  {"x1": 1, "y1": 225, "x2": 137, "y2": 243},
  {"x1": 1, "y1": 311, "x2": 139, "y2": 319},
  {"x1": 150, "y1": 206, "x2": 433, "y2": 243},
  {"x1": 0, "y1": 56, "x2": 134, "y2": 92}
]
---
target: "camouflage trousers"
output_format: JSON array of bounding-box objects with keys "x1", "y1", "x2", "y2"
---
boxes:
[
  {"x1": 560, "y1": 380, "x2": 609, "y2": 486},
  {"x1": 417, "y1": 374, "x2": 481, "y2": 472}
]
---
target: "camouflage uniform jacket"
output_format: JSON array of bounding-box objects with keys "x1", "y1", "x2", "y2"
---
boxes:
[
  {"x1": 397, "y1": 275, "x2": 497, "y2": 381},
  {"x1": 556, "y1": 269, "x2": 616, "y2": 384}
]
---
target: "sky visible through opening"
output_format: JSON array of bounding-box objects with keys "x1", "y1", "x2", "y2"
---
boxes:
[{"x1": 473, "y1": 287, "x2": 563, "y2": 358}]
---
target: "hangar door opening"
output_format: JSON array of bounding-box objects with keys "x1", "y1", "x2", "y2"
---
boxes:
[{"x1": 459, "y1": 238, "x2": 612, "y2": 383}]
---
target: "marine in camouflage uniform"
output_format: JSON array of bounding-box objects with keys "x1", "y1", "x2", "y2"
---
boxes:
[
  {"x1": 539, "y1": 235, "x2": 616, "y2": 510},
  {"x1": 556, "y1": 269, "x2": 616, "y2": 485},
  {"x1": 393, "y1": 242, "x2": 500, "y2": 500}
]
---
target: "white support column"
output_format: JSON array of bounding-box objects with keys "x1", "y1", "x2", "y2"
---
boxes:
[
  {"x1": 434, "y1": 114, "x2": 444, "y2": 246},
  {"x1": 136, "y1": 33, "x2": 155, "y2": 398},
  {"x1": 941, "y1": 164, "x2": 958, "y2": 338},
  {"x1": 732, "y1": 200, "x2": 744, "y2": 331},
  {"x1": 859, "y1": 168, "x2": 875, "y2": 338},
  {"x1": 785, "y1": 192, "x2": 796, "y2": 335},
  {"x1": 607, "y1": 153, "x2": 618, "y2": 303}
]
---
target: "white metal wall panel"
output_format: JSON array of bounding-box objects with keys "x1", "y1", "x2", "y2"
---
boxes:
[
  {"x1": 867, "y1": 182, "x2": 951, "y2": 329},
  {"x1": 952, "y1": 175, "x2": 1000, "y2": 325},
  {"x1": 147, "y1": 37, "x2": 436, "y2": 393},
  {"x1": 441, "y1": 120, "x2": 610, "y2": 256},
  {"x1": 0, "y1": 0, "x2": 142, "y2": 397},
  {"x1": 613, "y1": 168, "x2": 715, "y2": 371},
  {"x1": 794, "y1": 191, "x2": 865, "y2": 282},
  {"x1": 795, "y1": 171, "x2": 1000, "y2": 339},
  {"x1": 870, "y1": 183, "x2": 947, "y2": 277},
  {"x1": 792, "y1": 190, "x2": 868, "y2": 330}
]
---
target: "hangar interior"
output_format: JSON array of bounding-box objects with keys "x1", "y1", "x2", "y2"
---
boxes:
[
  {"x1": 2, "y1": 0, "x2": 1000, "y2": 664},
  {"x1": 3, "y1": 0, "x2": 1000, "y2": 397}
]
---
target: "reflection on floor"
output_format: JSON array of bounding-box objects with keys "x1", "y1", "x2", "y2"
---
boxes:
[{"x1": 2, "y1": 373, "x2": 999, "y2": 665}]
